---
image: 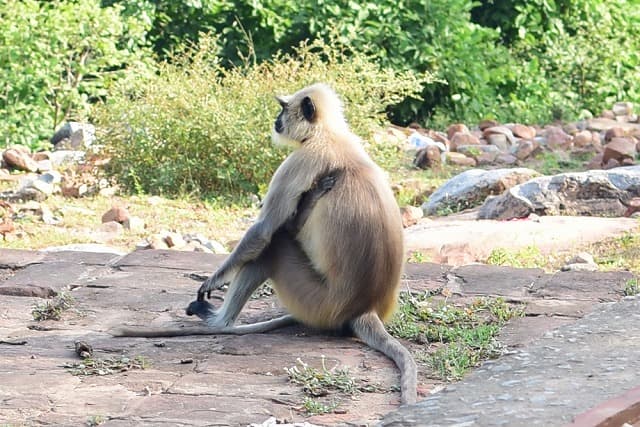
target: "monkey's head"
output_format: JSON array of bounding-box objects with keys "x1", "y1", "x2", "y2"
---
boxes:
[{"x1": 272, "y1": 83, "x2": 349, "y2": 148}]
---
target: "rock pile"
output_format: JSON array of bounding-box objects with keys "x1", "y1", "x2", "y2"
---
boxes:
[{"x1": 403, "y1": 101, "x2": 640, "y2": 170}]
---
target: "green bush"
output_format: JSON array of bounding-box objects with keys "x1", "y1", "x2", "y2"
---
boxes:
[
  {"x1": 0, "y1": 0, "x2": 153, "y2": 150},
  {"x1": 94, "y1": 36, "x2": 427, "y2": 198}
]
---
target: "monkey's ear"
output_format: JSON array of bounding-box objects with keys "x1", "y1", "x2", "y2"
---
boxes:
[
  {"x1": 301, "y1": 96, "x2": 316, "y2": 122},
  {"x1": 275, "y1": 95, "x2": 290, "y2": 108}
]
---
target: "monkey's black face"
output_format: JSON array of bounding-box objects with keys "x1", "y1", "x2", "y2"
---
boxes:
[{"x1": 275, "y1": 109, "x2": 284, "y2": 134}]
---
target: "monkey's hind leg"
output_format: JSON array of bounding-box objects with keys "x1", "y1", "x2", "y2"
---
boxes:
[{"x1": 350, "y1": 312, "x2": 418, "y2": 405}]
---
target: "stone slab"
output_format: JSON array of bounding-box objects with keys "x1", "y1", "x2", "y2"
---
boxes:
[{"x1": 379, "y1": 296, "x2": 640, "y2": 427}]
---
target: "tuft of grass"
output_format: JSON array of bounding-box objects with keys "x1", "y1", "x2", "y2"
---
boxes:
[
  {"x1": 286, "y1": 357, "x2": 359, "y2": 397},
  {"x1": 590, "y1": 232, "x2": 640, "y2": 274},
  {"x1": 624, "y1": 278, "x2": 640, "y2": 296},
  {"x1": 32, "y1": 291, "x2": 75, "y2": 321},
  {"x1": 407, "y1": 250, "x2": 429, "y2": 263},
  {"x1": 64, "y1": 355, "x2": 149, "y2": 376},
  {"x1": 302, "y1": 397, "x2": 339, "y2": 416},
  {"x1": 388, "y1": 291, "x2": 523, "y2": 380},
  {"x1": 286, "y1": 357, "x2": 378, "y2": 416},
  {"x1": 86, "y1": 415, "x2": 106, "y2": 426},
  {"x1": 486, "y1": 246, "x2": 549, "y2": 269}
]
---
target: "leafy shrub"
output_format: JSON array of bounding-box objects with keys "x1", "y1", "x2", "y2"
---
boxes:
[
  {"x1": 94, "y1": 36, "x2": 427, "y2": 198},
  {"x1": 0, "y1": 0, "x2": 152, "y2": 150}
]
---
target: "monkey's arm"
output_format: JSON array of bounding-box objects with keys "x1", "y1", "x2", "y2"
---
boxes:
[
  {"x1": 197, "y1": 169, "x2": 339, "y2": 300},
  {"x1": 284, "y1": 172, "x2": 338, "y2": 236}
]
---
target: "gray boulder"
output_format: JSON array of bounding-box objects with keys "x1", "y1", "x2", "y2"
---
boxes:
[
  {"x1": 421, "y1": 168, "x2": 540, "y2": 215},
  {"x1": 51, "y1": 122, "x2": 96, "y2": 149},
  {"x1": 478, "y1": 165, "x2": 640, "y2": 219}
]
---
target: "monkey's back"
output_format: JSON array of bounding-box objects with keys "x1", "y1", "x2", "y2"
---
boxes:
[{"x1": 293, "y1": 157, "x2": 404, "y2": 329}]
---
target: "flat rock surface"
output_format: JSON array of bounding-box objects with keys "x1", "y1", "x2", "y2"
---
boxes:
[
  {"x1": 380, "y1": 296, "x2": 640, "y2": 427},
  {"x1": 405, "y1": 215, "x2": 638, "y2": 264},
  {"x1": 0, "y1": 249, "x2": 636, "y2": 426}
]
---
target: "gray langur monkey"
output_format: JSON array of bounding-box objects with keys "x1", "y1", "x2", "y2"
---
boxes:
[{"x1": 113, "y1": 83, "x2": 418, "y2": 405}]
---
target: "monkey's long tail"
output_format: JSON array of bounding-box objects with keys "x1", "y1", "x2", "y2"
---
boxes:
[{"x1": 350, "y1": 311, "x2": 418, "y2": 406}]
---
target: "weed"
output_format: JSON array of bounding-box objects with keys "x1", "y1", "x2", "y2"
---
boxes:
[
  {"x1": 624, "y1": 278, "x2": 640, "y2": 296},
  {"x1": 389, "y1": 291, "x2": 522, "y2": 381},
  {"x1": 286, "y1": 357, "x2": 358, "y2": 397},
  {"x1": 65, "y1": 355, "x2": 149, "y2": 376},
  {"x1": 407, "y1": 251, "x2": 428, "y2": 263},
  {"x1": 302, "y1": 397, "x2": 339, "y2": 416},
  {"x1": 32, "y1": 291, "x2": 75, "y2": 321},
  {"x1": 86, "y1": 415, "x2": 106, "y2": 426},
  {"x1": 486, "y1": 246, "x2": 548, "y2": 269}
]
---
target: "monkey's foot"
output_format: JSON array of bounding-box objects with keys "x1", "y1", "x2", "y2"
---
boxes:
[{"x1": 186, "y1": 299, "x2": 216, "y2": 321}]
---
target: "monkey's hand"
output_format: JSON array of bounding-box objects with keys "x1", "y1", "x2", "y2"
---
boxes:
[
  {"x1": 315, "y1": 173, "x2": 337, "y2": 196},
  {"x1": 197, "y1": 270, "x2": 233, "y2": 301},
  {"x1": 186, "y1": 299, "x2": 217, "y2": 320}
]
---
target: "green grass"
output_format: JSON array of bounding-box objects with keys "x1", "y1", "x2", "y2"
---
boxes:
[
  {"x1": 285, "y1": 357, "x2": 378, "y2": 416},
  {"x1": 64, "y1": 355, "x2": 149, "y2": 376},
  {"x1": 388, "y1": 291, "x2": 524, "y2": 381},
  {"x1": 486, "y1": 246, "x2": 549, "y2": 269},
  {"x1": 32, "y1": 291, "x2": 75, "y2": 321},
  {"x1": 624, "y1": 278, "x2": 640, "y2": 296}
]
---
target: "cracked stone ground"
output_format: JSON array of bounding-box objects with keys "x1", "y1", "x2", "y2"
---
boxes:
[{"x1": 0, "y1": 248, "x2": 636, "y2": 426}]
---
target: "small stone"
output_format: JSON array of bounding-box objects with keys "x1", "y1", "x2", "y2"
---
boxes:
[
  {"x1": 612, "y1": 101, "x2": 633, "y2": 116},
  {"x1": 102, "y1": 206, "x2": 129, "y2": 224},
  {"x1": 567, "y1": 252, "x2": 595, "y2": 265},
  {"x1": 573, "y1": 130, "x2": 594, "y2": 148},
  {"x1": 178, "y1": 241, "x2": 213, "y2": 253},
  {"x1": 149, "y1": 235, "x2": 170, "y2": 250},
  {"x1": 48, "y1": 150, "x2": 85, "y2": 167},
  {"x1": 39, "y1": 171, "x2": 62, "y2": 184},
  {"x1": 414, "y1": 145, "x2": 442, "y2": 169},
  {"x1": 2, "y1": 148, "x2": 39, "y2": 172},
  {"x1": 543, "y1": 127, "x2": 572, "y2": 150},
  {"x1": 447, "y1": 123, "x2": 469, "y2": 140},
  {"x1": 495, "y1": 153, "x2": 518, "y2": 165},
  {"x1": 483, "y1": 126, "x2": 516, "y2": 145},
  {"x1": 603, "y1": 137, "x2": 637, "y2": 164},
  {"x1": 51, "y1": 122, "x2": 96, "y2": 148},
  {"x1": 478, "y1": 119, "x2": 499, "y2": 131},
  {"x1": 445, "y1": 152, "x2": 477, "y2": 167},
  {"x1": 509, "y1": 124, "x2": 536, "y2": 140},
  {"x1": 601, "y1": 109, "x2": 615, "y2": 119},
  {"x1": 36, "y1": 160, "x2": 53, "y2": 172},
  {"x1": 165, "y1": 232, "x2": 186, "y2": 248},
  {"x1": 99, "y1": 221, "x2": 123, "y2": 234},
  {"x1": 561, "y1": 263, "x2": 598, "y2": 272},
  {"x1": 123, "y1": 216, "x2": 145, "y2": 233},
  {"x1": 206, "y1": 240, "x2": 228, "y2": 254},
  {"x1": 135, "y1": 239, "x2": 152, "y2": 250},
  {"x1": 485, "y1": 133, "x2": 511, "y2": 151},
  {"x1": 400, "y1": 206, "x2": 423, "y2": 228},
  {"x1": 450, "y1": 132, "x2": 480, "y2": 151},
  {"x1": 512, "y1": 140, "x2": 541, "y2": 161},
  {"x1": 32, "y1": 152, "x2": 50, "y2": 162},
  {"x1": 605, "y1": 127, "x2": 626, "y2": 142},
  {"x1": 62, "y1": 183, "x2": 89, "y2": 198}
]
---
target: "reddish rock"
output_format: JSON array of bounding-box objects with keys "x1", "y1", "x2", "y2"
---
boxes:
[
  {"x1": 495, "y1": 153, "x2": 518, "y2": 165},
  {"x1": 605, "y1": 127, "x2": 626, "y2": 142},
  {"x1": 509, "y1": 124, "x2": 536, "y2": 140},
  {"x1": 612, "y1": 101, "x2": 633, "y2": 116},
  {"x1": 544, "y1": 127, "x2": 572, "y2": 150},
  {"x1": 513, "y1": 140, "x2": 541, "y2": 161},
  {"x1": 2, "y1": 149, "x2": 39, "y2": 173},
  {"x1": 603, "y1": 137, "x2": 637, "y2": 164},
  {"x1": 476, "y1": 151, "x2": 499, "y2": 165},
  {"x1": 445, "y1": 152, "x2": 477, "y2": 167},
  {"x1": 450, "y1": 132, "x2": 480, "y2": 151},
  {"x1": 414, "y1": 145, "x2": 442, "y2": 169},
  {"x1": 624, "y1": 198, "x2": 640, "y2": 217},
  {"x1": 574, "y1": 130, "x2": 595, "y2": 148},
  {"x1": 101, "y1": 205, "x2": 130, "y2": 224},
  {"x1": 483, "y1": 126, "x2": 516, "y2": 145},
  {"x1": 447, "y1": 123, "x2": 469, "y2": 140},
  {"x1": 478, "y1": 119, "x2": 499, "y2": 131},
  {"x1": 400, "y1": 206, "x2": 423, "y2": 228},
  {"x1": 485, "y1": 133, "x2": 511, "y2": 151},
  {"x1": 601, "y1": 109, "x2": 616, "y2": 119}
]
